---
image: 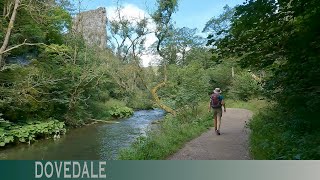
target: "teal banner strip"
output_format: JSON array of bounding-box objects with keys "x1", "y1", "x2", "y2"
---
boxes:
[{"x1": 0, "y1": 160, "x2": 319, "y2": 180}]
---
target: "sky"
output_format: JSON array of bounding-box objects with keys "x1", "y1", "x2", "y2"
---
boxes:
[
  {"x1": 72, "y1": 0, "x2": 245, "y2": 66},
  {"x1": 76, "y1": 0, "x2": 244, "y2": 31}
]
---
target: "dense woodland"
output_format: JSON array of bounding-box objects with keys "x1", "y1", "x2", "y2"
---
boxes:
[{"x1": 0, "y1": 0, "x2": 319, "y2": 159}]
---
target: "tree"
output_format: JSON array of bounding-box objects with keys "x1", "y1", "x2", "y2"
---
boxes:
[
  {"x1": 150, "y1": 0, "x2": 179, "y2": 115},
  {"x1": 107, "y1": 5, "x2": 151, "y2": 63},
  {"x1": 210, "y1": 0, "x2": 320, "y2": 126},
  {"x1": 0, "y1": 0, "x2": 71, "y2": 68},
  {"x1": 0, "y1": 0, "x2": 110, "y2": 125},
  {"x1": 183, "y1": 47, "x2": 214, "y2": 68},
  {"x1": 0, "y1": 0, "x2": 21, "y2": 68},
  {"x1": 203, "y1": 4, "x2": 235, "y2": 43},
  {"x1": 158, "y1": 27, "x2": 205, "y2": 66}
]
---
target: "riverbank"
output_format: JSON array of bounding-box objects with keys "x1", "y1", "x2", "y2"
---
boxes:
[
  {"x1": 0, "y1": 119, "x2": 66, "y2": 148},
  {"x1": 118, "y1": 99, "x2": 267, "y2": 160},
  {"x1": 0, "y1": 102, "x2": 136, "y2": 149},
  {"x1": 0, "y1": 109, "x2": 165, "y2": 160},
  {"x1": 0, "y1": 116, "x2": 127, "y2": 149},
  {"x1": 118, "y1": 102, "x2": 212, "y2": 160}
]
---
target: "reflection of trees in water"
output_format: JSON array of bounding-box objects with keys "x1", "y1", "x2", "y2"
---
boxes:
[{"x1": 0, "y1": 109, "x2": 165, "y2": 160}]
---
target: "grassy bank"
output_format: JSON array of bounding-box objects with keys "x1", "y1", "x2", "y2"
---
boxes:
[
  {"x1": 118, "y1": 102, "x2": 212, "y2": 160},
  {"x1": 226, "y1": 99, "x2": 267, "y2": 113}
]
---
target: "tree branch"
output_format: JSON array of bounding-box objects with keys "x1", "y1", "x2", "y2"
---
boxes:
[
  {"x1": 0, "y1": 39, "x2": 46, "y2": 55},
  {"x1": 0, "y1": 0, "x2": 21, "y2": 67}
]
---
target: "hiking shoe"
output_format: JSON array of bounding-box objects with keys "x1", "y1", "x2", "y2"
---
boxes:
[{"x1": 217, "y1": 130, "x2": 221, "y2": 135}]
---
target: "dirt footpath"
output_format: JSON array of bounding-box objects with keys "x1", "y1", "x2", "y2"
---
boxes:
[{"x1": 168, "y1": 108, "x2": 253, "y2": 160}]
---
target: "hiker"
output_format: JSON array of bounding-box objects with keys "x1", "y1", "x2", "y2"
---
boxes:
[{"x1": 208, "y1": 88, "x2": 226, "y2": 135}]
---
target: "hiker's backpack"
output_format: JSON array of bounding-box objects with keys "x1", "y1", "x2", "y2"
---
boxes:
[{"x1": 210, "y1": 93, "x2": 221, "y2": 108}]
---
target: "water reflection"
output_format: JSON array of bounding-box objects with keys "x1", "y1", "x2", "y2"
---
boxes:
[{"x1": 0, "y1": 109, "x2": 165, "y2": 160}]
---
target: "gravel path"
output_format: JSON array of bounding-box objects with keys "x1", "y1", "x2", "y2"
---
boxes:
[{"x1": 168, "y1": 108, "x2": 253, "y2": 160}]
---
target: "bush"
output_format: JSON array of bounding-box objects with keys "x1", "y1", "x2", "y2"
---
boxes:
[
  {"x1": 103, "y1": 99, "x2": 127, "y2": 109},
  {"x1": 229, "y1": 71, "x2": 262, "y2": 101},
  {"x1": 206, "y1": 63, "x2": 234, "y2": 92},
  {"x1": 108, "y1": 106, "x2": 134, "y2": 118},
  {"x1": 90, "y1": 99, "x2": 135, "y2": 119},
  {"x1": 125, "y1": 90, "x2": 154, "y2": 110},
  {"x1": 249, "y1": 106, "x2": 320, "y2": 159},
  {"x1": 0, "y1": 119, "x2": 66, "y2": 147},
  {"x1": 164, "y1": 63, "x2": 212, "y2": 109}
]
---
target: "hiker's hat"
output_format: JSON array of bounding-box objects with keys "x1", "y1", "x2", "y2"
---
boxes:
[{"x1": 213, "y1": 88, "x2": 222, "y2": 94}]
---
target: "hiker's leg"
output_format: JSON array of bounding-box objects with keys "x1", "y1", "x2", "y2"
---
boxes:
[
  {"x1": 213, "y1": 110, "x2": 217, "y2": 131},
  {"x1": 217, "y1": 108, "x2": 222, "y2": 131}
]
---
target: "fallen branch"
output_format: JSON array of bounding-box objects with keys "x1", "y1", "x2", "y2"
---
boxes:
[
  {"x1": 90, "y1": 119, "x2": 120, "y2": 124},
  {"x1": 151, "y1": 81, "x2": 176, "y2": 116}
]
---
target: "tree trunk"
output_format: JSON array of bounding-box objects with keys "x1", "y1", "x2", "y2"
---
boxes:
[
  {"x1": 151, "y1": 33, "x2": 175, "y2": 115},
  {"x1": 0, "y1": 0, "x2": 20, "y2": 68},
  {"x1": 151, "y1": 81, "x2": 176, "y2": 115}
]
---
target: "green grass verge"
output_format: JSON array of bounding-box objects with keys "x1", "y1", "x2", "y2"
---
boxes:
[
  {"x1": 117, "y1": 102, "x2": 213, "y2": 160},
  {"x1": 226, "y1": 99, "x2": 267, "y2": 113}
]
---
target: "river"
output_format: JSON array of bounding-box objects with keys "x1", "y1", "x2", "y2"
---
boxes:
[{"x1": 0, "y1": 109, "x2": 165, "y2": 160}]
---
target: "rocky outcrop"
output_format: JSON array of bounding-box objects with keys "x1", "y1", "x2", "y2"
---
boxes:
[{"x1": 73, "y1": 7, "x2": 107, "y2": 49}]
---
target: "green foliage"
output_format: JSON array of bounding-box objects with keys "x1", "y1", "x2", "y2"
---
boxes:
[
  {"x1": 1, "y1": 0, "x2": 71, "y2": 57},
  {"x1": 108, "y1": 106, "x2": 134, "y2": 119},
  {"x1": 206, "y1": 0, "x2": 320, "y2": 159},
  {"x1": 0, "y1": 0, "x2": 155, "y2": 150},
  {"x1": 107, "y1": 6, "x2": 149, "y2": 62},
  {"x1": 249, "y1": 107, "x2": 320, "y2": 159},
  {"x1": 0, "y1": 119, "x2": 66, "y2": 147},
  {"x1": 228, "y1": 72, "x2": 262, "y2": 101},
  {"x1": 206, "y1": 61, "x2": 235, "y2": 92},
  {"x1": 203, "y1": 5, "x2": 235, "y2": 40},
  {"x1": 0, "y1": 0, "x2": 155, "y2": 133},
  {"x1": 161, "y1": 63, "x2": 212, "y2": 109},
  {"x1": 104, "y1": 99, "x2": 127, "y2": 109},
  {"x1": 0, "y1": 34, "x2": 133, "y2": 125},
  {"x1": 151, "y1": 0, "x2": 179, "y2": 57},
  {"x1": 227, "y1": 99, "x2": 267, "y2": 114},
  {"x1": 103, "y1": 99, "x2": 134, "y2": 119},
  {"x1": 118, "y1": 102, "x2": 212, "y2": 160},
  {"x1": 184, "y1": 47, "x2": 214, "y2": 68},
  {"x1": 157, "y1": 27, "x2": 206, "y2": 65},
  {"x1": 125, "y1": 91, "x2": 154, "y2": 110},
  {"x1": 212, "y1": 0, "x2": 320, "y2": 117}
]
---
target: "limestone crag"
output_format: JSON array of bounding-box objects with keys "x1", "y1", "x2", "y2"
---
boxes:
[{"x1": 73, "y1": 7, "x2": 107, "y2": 49}]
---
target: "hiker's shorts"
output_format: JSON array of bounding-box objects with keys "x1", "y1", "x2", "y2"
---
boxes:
[{"x1": 212, "y1": 108, "x2": 222, "y2": 118}]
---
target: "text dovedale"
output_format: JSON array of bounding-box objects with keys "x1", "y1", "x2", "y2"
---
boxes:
[{"x1": 35, "y1": 161, "x2": 107, "y2": 179}]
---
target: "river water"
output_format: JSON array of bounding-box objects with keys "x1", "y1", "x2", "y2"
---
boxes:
[{"x1": 0, "y1": 109, "x2": 165, "y2": 160}]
